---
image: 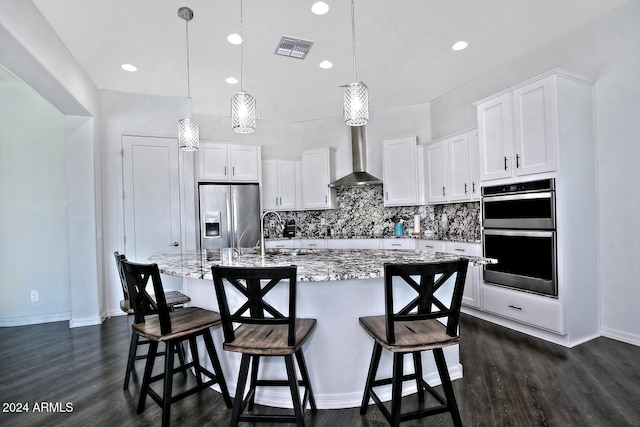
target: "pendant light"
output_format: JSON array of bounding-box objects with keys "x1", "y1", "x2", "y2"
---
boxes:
[
  {"x1": 177, "y1": 7, "x2": 199, "y2": 151},
  {"x1": 344, "y1": 0, "x2": 368, "y2": 126},
  {"x1": 231, "y1": 0, "x2": 256, "y2": 133}
]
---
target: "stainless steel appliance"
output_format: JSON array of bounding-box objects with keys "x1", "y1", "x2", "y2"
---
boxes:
[
  {"x1": 482, "y1": 178, "x2": 558, "y2": 297},
  {"x1": 198, "y1": 183, "x2": 261, "y2": 251}
]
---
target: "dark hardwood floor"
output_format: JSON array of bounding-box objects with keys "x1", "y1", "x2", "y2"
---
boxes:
[{"x1": 1, "y1": 313, "x2": 640, "y2": 426}]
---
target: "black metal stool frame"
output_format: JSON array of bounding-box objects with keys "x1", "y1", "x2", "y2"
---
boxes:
[
  {"x1": 359, "y1": 260, "x2": 469, "y2": 427},
  {"x1": 212, "y1": 265, "x2": 317, "y2": 427}
]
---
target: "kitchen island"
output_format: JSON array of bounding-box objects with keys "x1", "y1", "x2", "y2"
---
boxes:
[{"x1": 149, "y1": 248, "x2": 495, "y2": 409}]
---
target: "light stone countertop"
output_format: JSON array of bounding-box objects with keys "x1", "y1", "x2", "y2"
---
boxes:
[{"x1": 149, "y1": 248, "x2": 495, "y2": 282}]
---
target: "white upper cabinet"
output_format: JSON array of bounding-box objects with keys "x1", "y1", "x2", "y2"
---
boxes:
[
  {"x1": 476, "y1": 74, "x2": 557, "y2": 182},
  {"x1": 199, "y1": 142, "x2": 260, "y2": 182},
  {"x1": 261, "y1": 159, "x2": 297, "y2": 210},
  {"x1": 424, "y1": 129, "x2": 478, "y2": 204},
  {"x1": 300, "y1": 147, "x2": 336, "y2": 210},
  {"x1": 424, "y1": 139, "x2": 448, "y2": 203},
  {"x1": 382, "y1": 135, "x2": 419, "y2": 206}
]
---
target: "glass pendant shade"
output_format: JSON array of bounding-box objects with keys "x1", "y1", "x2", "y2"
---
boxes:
[
  {"x1": 344, "y1": 81, "x2": 369, "y2": 126},
  {"x1": 231, "y1": 91, "x2": 256, "y2": 133},
  {"x1": 178, "y1": 118, "x2": 199, "y2": 151}
]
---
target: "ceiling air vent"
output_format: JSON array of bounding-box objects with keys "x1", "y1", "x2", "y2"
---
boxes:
[{"x1": 274, "y1": 36, "x2": 314, "y2": 59}]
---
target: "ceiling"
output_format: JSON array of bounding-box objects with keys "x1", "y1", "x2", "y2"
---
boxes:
[{"x1": 31, "y1": 0, "x2": 627, "y2": 123}]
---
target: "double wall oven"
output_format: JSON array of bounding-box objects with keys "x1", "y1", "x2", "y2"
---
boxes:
[{"x1": 482, "y1": 178, "x2": 557, "y2": 297}]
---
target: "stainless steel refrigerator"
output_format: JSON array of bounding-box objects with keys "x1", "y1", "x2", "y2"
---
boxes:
[{"x1": 198, "y1": 183, "x2": 261, "y2": 251}]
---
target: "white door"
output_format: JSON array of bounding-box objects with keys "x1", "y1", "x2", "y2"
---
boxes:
[
  {"x1": 448, "y1": 132, "x2": 471, "y2": 201},
  {"x1": 424, "y1": 140, "x2": 448, "y2": 203},
  {"x1": 122, "y1": 135, "x2": 182, "y2": 288}
]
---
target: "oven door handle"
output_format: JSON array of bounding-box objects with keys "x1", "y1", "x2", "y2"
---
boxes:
[
  {"x1": 482, "y1": 192, "x2": 554, "y2": 202},
  {"x1": 483, "y1": 229, "x2": 555, "y2": 238}
]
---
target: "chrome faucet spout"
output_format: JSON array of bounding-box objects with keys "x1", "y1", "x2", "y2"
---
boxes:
[{"x1": 260, "y1": 211, "x2": 283, "y2": 257}]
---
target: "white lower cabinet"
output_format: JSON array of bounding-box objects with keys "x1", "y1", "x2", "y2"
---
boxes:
[
  {"x1": 325, "y1": 239, "x2": 381, "y2": 249},
  {"x1": 481, "y1": 284, "x2": 563, "y2": 333},
  {"x1": 416, "y1": 240, "x2": 445, "y2": 251},
  {"x1": 445, "y1": 242, "x2": 481, "y2": 308}
]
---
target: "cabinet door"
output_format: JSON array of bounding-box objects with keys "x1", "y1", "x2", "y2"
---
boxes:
[
  {"x1": 277, "y1": 160, "x2": 297, "y2": 209},
  {"x1": 512, "y1": 76, "x2": 556, "y2": 176},
  {"x1": 424, "y1": 140, "x2": 448, "y2": 203},
  {"x1": 199, "y1": 143, "x2": 229, "y2": 180},
  {"x1": 416, "y1": 240, "x2": 445, "y2": 252},
  {"x1": 382, "y1": 135, "x2": 418, "y2": 206},
  {"x1": 382, "y1": 238, "x2": 415, "y2": 250},
  {"x1": 229, "y1": 145, "x2": 259, "y2": 182},
  {"x1": 301, "y1": 148, "x2": 335, "y2": 209},
  {"x1": 468, "y1": 129, "x2": 480, "y2": 200},
  {"x1": 261, "y1": 160, "x2": 279, "y2": 210},
  {"x1": 445, "y1": 241, "x2": 481, "y2": 308},
  {"x1": 477, "y1": 94, "x2": 512, "y2": 181},
  {"x1": 448, "y1": 133, "x2": 471, "y2": 201}
]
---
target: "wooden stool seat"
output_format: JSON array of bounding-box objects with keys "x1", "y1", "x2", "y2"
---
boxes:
[
  {"x1": 223, "y1": 319, "x2": 316, "y2": 355},
  {"x1": 133, "y1": 307, "x2": 221, "y2": 342},
  {"x1": 359, "y1": 316, "x2": 459, "y2": 352}
]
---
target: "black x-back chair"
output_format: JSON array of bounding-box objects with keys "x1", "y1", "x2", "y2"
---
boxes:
[
  {"x1": 359, "y1": 259, "x2": 469, "y2": 427},
  {"x1": 114, "y1": 251, "x2": 191, "y2": 390},
  {"x1": 212, "y1": 264, "x2": 317, "y2": 427},
  {"x1": 122, "y1": 259, "x2": 232, "y2": 427}
]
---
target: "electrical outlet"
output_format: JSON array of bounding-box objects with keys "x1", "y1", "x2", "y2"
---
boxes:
[
  {"x1": 31, "y1": 290, "x2": 38, "y2": 302},
  {"x1": 320, "y1": 218, "x2": 326, "y2": 226},
  {"x1": 269, "y1": 220, "x2": 275, "y2": 227}
]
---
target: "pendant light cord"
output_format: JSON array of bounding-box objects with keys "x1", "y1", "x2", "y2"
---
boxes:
[
  {"x1": 351, "y1": 0, "x2": 358, "y2": 83},
  {"x1": 240, "y1": 0, "x2": 245, "y2": 91},
  {"x1": 184, "y1": 16, "x2": 192, "y2": 116}
]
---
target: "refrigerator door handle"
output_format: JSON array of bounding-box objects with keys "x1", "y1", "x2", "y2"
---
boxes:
[{"x1": 231, "y1": 191, "x2": 239, "y2": 250}]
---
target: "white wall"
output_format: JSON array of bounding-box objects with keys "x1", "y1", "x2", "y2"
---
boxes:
[
  {"x1": 0, "y1": 83, "x2": 69, "y2": 325},
  {"x1": 429, "y1": 1, "x2": 640, "y2": 344}
]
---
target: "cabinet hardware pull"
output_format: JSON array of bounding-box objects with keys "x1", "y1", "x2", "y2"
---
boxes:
[
  {"x1": 504, "y1": 156, "x2": 508, "y2": 170},
  {"x1": 464, "y1": 183, "x2": 468, "y2": 194},
  {"x1": 232, "y1": 166, "x2": 235, "y2": 175},
  {"x1": 472, "y1": 182, "x2": 476, "y2": 193},
  {"x1": 442, "y1": 186, "x2": 446, "y2": 196},
  {"x1": 516, "y1": 154, "x2": 520, "y2": 168},
  {"x1": 309, "y1": 244, "x2": 317, "y2": 247},
  {"x1": 454, "y1": 248, "x2": 465, "y2": 252},
  {"x1": 276, "y1": 244, "x2": 285, "y2": 248},
  {"x1": 325, "y1": 195, "x2": 327, "y2": 203},
  {"x1": 276, "y1": 197, "x2": 279, "y2": 205},
  {"x1": 279, "y1": 197, "x2": 282, "y2": 205},
  {"x1": 385, "y1": 191, "x2": 388, "y2": 200},
  {"x1": 169, "y1": 242, "x2": 179, "y2": 247},
  {"x1": 224, "y1": 166, "x2": 227, "y2": 176},
  {"x1": 508, "y1": 304, "x2": 523, "y2": 310}
]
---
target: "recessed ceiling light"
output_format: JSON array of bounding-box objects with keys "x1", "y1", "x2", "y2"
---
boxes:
[
  {"x1": 227, "y1": 33, "x2": 242, "y2": 45},
  {"x1": 225, "y1": 77, "x2": 239, "y2": 84},
  {"x1": 311, "y1": 2, "x2": 330, "y2": 15},
  {"x1": 319, "y1": 60, "x2": 333, "y2": 69},
  {"x1": 121, "y1": 64, "x2": 137, "y2": 72},
  {"x1": 452, "y1": 41, "x2": 468, "y2": 51}
]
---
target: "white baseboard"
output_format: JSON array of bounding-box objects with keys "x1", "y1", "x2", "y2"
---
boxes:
[
  {"x1": 69, "y1": 316, "x2": 103, "y2": 328},
  {"x1": 601, "y1": 327, "x2": 640, "y2": 347},
  {"x1": 0, "y1": 312, "x2": 71, "y2": 327}
]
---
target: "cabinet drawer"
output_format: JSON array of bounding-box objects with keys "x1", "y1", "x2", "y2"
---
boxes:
[
  {"x1": 382, "y1": 239, "x2": 415, "y2": 250},
  {"x1": 482, "y1": 284, "x2": 563, "y2": 333},
  {"x1": 265, "y1": 239, "x2": 300, "y2": 249},
  {"x1": 300, "y1": 239, "x2": 326, "y2": 249},
  {"x1": 417, "y1": 240, "x2": 445, "y2": 252},
  {"x1": 445, "y1": 241, "x2": 480, "y2": 256}
]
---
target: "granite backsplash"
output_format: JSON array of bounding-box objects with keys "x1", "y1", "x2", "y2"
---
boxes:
[{"x1": 264, "y1": 186, "x2": 480, "y2": 241}]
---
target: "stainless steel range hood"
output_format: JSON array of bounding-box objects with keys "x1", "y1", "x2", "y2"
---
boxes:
[{"x1": 329, "y1": 126, "x2": 382, "y2": 188}]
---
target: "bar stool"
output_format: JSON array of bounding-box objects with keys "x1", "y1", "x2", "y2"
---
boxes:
[
  {"x1": 121, "y1": 259, "x2": 232, "y2": 427},
  {"x1": 211, "y1": 265, "x2": 317, "y2": 427},
  {"x1": 359, "y1": 259, "x2": 469, "y2": 427},
  {"x1": 114, "y1": 252, "x2": 191, "y2": 390}
]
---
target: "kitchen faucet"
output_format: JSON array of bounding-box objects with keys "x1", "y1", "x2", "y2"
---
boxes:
[{"x1": 259, "y1": 211, "x2": 282, "y2": 257}]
